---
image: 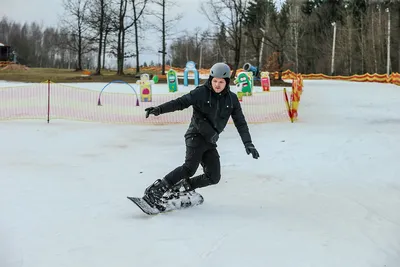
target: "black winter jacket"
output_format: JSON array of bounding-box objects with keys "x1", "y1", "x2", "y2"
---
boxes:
[{"x1": 157, "y1": 81, "x2": 252, "y2": 145}]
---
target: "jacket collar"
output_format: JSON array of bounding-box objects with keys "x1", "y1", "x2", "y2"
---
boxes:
[{"x1": 205, "y1": 80, "x2": 233, "y2": 108}]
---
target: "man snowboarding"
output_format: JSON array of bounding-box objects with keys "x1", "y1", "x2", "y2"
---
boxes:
[{"x1": 141, "y1": 62, "x2": 260, "y2": 211}]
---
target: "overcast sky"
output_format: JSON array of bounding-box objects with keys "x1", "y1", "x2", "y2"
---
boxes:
[{"x1": 0, "y1": 0, "x2": 212, "y2": 66}]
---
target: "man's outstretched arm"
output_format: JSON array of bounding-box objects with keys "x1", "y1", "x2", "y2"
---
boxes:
[
  {"x1": 145, "y1": 88, "x2": 199, "y2": 117},
  {"x1": 231, "y1": 94, "x2": 260, "y2": 159}
]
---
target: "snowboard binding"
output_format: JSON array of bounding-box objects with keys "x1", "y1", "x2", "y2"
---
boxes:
[
  {"x1": 143, "y1": 179, "x2": 171, "y2": 211},
  {"x1": 131, "y1": 178, "x2": 203, "y2": 215}
]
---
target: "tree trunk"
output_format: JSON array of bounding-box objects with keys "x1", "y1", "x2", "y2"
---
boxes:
[
  {"x1": 231, "y1": 26, "x2": 242, "y2": 79},
  {"x1": 116, "y1": 0, "x2": 126, "y2": 75},
  {"x1": 117, "y1": 29, "x2": 123, "y2": 75},
  {"x1": 278, "y1": 49, "x2": 284, "y2": 80},
  {"x1": 348, "y1": 13, "x2": 352, "y2": 75},
  {"x1": 161, "y1": 0, "x2": 166, "y2": 75},
  {"x1": 379, "y1": 5, "x2": 383, "y2": 73},
  {"x1": 122, "y1": 27, "x2": 126, "y2": 72},
  {"x1": 398, "y1": 6, "x2": 400, "y2": 72},
  {"x1": 95, "y1": 0, "x2": 104, "y2": 75},
  {"x1": 133, "y1": 3, "x2": 140, "y2": 74},
  {"x1": 371, "y1": 7, "x2": 378, "y2": 73},
  {"x1": 294, "y1": 5, "x2": 299, "y2": 73},
  {"x1": 102, "y1": 31, "x2": 108, "y2": 69},
  {"x1": 77, "y1": 31, "x2": 82, "y2": 70},
  {"x1": 361, "y1": 16, "x2": 365, "y2": 74},
  {"x1": 232, "y1": 47, "x2": 241, "y2": 79},
  {"x1": 116, "y1": 23, "x2": 123, "y2": 75}
]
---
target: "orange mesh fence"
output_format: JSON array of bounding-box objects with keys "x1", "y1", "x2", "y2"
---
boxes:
[
  {"x1": 0, "y1": 83, "x2": 48, "y2": 120},
  {"x1": 0, "y1": 82, "x2": 293, "y2": 124},
  {"x1": 279, "y1": 70, "x2": 400, "y2": 86},
  {"x1": 392, "y1": 73, "x2": 400, "y2": 85},
  {"x1": 289, "y1": 74, "x2": 303, "y2": 122},
  {"x1": 124, "y1": 65, "x2": 398, "y2": 86}
]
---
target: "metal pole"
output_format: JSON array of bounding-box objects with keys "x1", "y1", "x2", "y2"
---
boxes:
[
  {"x1": 259, "y1": 28, "x2": 265, "y2": 71},
  {"x1": 386, "y1": 8, "x2": 391, "y2": 75},
  {"x1": 47, "y1": 80, "x2": 50, "y2": 123},
  {"x1": 199, "y1": 45, "x2": 203, "y2": 70},
  {"x1": 331, "y1": 22, "x2": 337, "y2": 75}
]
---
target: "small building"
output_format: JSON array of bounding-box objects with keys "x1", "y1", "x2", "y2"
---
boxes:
[{"x1": 0, "y1": 43, "x2": 13, "y2": 61}]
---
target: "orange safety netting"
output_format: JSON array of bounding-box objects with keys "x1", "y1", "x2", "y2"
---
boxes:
[
  {"x1": 0, "y1": 82, "x2": 294, "y2": 124},
  {"x1": 278, "y1": 70, "x2": 400, "y2": 86}
]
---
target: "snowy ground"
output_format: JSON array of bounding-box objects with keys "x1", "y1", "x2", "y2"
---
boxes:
[{"x1": 1, "y1": 80, "x2": 400, "y2": 267}]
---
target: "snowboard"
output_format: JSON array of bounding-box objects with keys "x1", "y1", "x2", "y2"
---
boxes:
[{"x1": 127, "y1": 190, "x2": 204, "y2": 215}]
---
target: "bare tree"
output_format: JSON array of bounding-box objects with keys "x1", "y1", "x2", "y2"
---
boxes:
[
  {"x1": 201, "y1": 0, "x2": 249, "y2": 78},
  {"x1": 149, "y1": 0, "x2": 183, "y2": 75},
  {"x1": 244, "y1": 0, "x2": 275, "y2": 71},
  {"x1": 2, "y1": 0, "x2": 400, "y2": 75},
  {"x1": 397, "y1": 2, "x2": 400, "y2": 72},
  {"x1": 215, "y1": 23, "x2": 228, "y2": 62},
  {"x1": 131, "y1": 0, "x2": 148, "y2": 74},
  {"x1": 262, "y1": 2, "x2": 291, "y2": 79},
  {"x1": 107, "y1": 0, "x2": 142, "y2": 75},
  {"x1": 60, "y1": 0, "x2": 94, "y2": 70},
  {"x1": 29, "y1": 22, "x2": 44, "y2": 67},
  {"x1": 288, "y1": 1, "x2": 303, "y2": 73},
  {"x1": 86, "y1": 0, "x2": 109, "y2": 75},
  {"x1": 113, "y1": 0, "x2": 129, "y2": 75},
  {"x1": 0, "y1": 17, "x2": 11, "y2": 44},
  {"x1": 168, "y1": 28, "x2": 218, "y2": 68},
  {"x1": 102, "y1": 15, "x2": 113, "y2": 69}
]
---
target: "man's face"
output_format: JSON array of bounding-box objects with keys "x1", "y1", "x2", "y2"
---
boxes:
[{"x1": 211, "y1": 77, "x2": 226, "y2": 93}]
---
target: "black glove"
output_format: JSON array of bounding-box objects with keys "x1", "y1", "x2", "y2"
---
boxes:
[
  {"x1": 145, "y1": 106, "x2": 161, "y2": 118},
  {"x1": 245, "y1": 142, "x2": 259, "y2": 159}
]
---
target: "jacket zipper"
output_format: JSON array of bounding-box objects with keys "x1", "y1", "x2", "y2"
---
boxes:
[{"x1": 214, "y1": 95, "x2": 220, "y2": 129}]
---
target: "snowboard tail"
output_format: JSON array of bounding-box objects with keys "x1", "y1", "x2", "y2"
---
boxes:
[{"x1": 127, "y1": 191, "x2": 204, "y2": 215}]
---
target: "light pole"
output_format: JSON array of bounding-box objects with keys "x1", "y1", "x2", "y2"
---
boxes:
[
  {"x1": 199, "y1": 44, "x2": 203, "y2": 70},
  {"x1": 331, "y1": 22, "x2": 337, "y2": 76},
  {"x1": 259, "y1": 28, "x2": 265, "y2": 71}
]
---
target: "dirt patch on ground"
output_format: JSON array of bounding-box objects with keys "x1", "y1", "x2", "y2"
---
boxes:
[{"x1": 1, "y1": 63, "x2": 29, "y2": 71}]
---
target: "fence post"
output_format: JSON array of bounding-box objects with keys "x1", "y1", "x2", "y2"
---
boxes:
[
  {"x1": 283, "y1": 88, "x2": 293, "y2": 123},
  {"x1": 47, "y1": 80, "x2": 50, "y2": 123}
]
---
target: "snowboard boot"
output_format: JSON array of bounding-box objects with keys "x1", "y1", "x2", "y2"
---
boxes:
[
  {"x1": 171, "y1": 178, "x2": 194, "y2": 193},
  {"x1": 143, "y1": 179, "x2": 171, "y2": 211},
  {"x1": 159, "y1": 178, "x2": 194, "y2": 203}
]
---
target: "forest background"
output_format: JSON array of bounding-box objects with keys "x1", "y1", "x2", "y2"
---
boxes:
[{"x1": 0, "y1": 0, "x2": 399, "y2": 80}]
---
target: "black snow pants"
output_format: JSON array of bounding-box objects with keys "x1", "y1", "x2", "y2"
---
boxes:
[{"x1": 163, "y1": 134, "x2": 221, "y2": 189}]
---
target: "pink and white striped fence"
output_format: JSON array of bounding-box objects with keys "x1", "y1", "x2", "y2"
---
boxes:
[{"x1": 0, "y1": 82, "x2": 292, "y2": 124}]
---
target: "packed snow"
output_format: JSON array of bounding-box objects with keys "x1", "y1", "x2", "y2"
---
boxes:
[{"x1": 1, "y1": 79, "x2": 400, "y2": 267}]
